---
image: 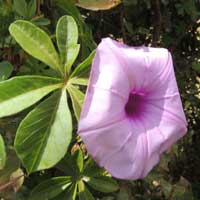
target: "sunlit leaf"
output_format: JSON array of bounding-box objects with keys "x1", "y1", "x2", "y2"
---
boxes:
[
  {"x1": 9, "y1": 20, "x2": 62, "y2": 74},
  {"x1": 67, "y1": 84, "x2": 84, "y2": 120},
  {"x1": 56, "y1": 0, "x2": 96, "y2": 59},
  {"x1": 0, "y1": 76, "x2": 62, "y2": 118},
  {"x1": 56, "y1": 15, "x2": 79, "y2": 74},
  {"x1": 15, "y1": 90, "x2": 72, "y2": 173},
  {"x1": 69, "y1": 77, "x2": 88, "y2": 86}
]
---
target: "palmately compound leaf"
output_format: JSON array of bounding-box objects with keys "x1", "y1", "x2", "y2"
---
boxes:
[
  {"x1": 27, "y1": 0, "x2": 37, "y2": 19},
  {"x1": 78, "y1": 181, "x2": 95, "y2": 200},
  {"x1": 69, "y1": 50, "x2": 95, "y2": 86},
  {"x1": 83, "y1": 176, "x2": 119, "y2": 193},
  {"x1": 56, "y1": 15, "x2": 79, "y2": 74},
  {"x1": 9, "y1": 20, "x2": 62, "y2": 74},
  {"x1": 0, "y1": 134, "x2": 6, "y2": 170},
  {"x1": 13, "y1": 0, "x2": 28, "y2": 17},
  {"x1": 15, "y1": 89, "x2": 72, "y2": 173},
  {"x1": 56, "y1": 0, "x2": 96, "y2": 59},
  {"x1": 67, "y1": 84, "x2": 84, "y2": 120},
  {"x1": 72, "y1": 148, "x2": 83, "y2": 173},
  {"x1": 65, "y1": 44, "x2": 80, "y2": 74},
  {"x1": 50, "y1": 183, "x2": 77, "y2": 200},
  {"x1": 29, "y1": 177, "x2": 72, "y2": 200},
  {"x1": 0, "y1": 76, "x2": 62, "y2": 118},
  {"x1": 70, "y1": 50, "x2": 95, "y2": 78},
  {"x1": 83, "y1": 158, "x2": 105, "y2": 177}
]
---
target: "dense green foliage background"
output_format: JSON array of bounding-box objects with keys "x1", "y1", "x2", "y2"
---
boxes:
[{"x1": 0, "y1": 0, "x2": 200, "y2": 199}]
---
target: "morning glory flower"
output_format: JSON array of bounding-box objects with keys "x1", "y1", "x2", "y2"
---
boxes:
[{"x1": 78, "y1": 38, "x2": 187, "y2": 180}]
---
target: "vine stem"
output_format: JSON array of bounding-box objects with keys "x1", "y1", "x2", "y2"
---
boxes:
[
  {"x1": 151, "y1": 0, "x2": 162, "y2": 46},
  {"x1": 37, "y1": 0, "x2": 41, "y2": 15}
]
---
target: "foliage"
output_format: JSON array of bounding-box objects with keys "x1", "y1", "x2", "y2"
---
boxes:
[{"x1": 0, "y1": 0, "x2": 199, "y2": 199}]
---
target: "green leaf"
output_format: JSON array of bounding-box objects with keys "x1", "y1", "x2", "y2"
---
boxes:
[
  {"x1": 78, "y1": 181, "x2": 95, "y2": 200},
  {"x1": 0, "y1": 61, "x2": 13, "y2": 82},
  {"x1": 70, "y1": 50, "x2": 95, "y2": 78},
  {"x1": 66, "y1": 184, "x2": 78, "y2": 200},
  {"x1": 14, "y1": 90, "x2": 72, "y2": 173},
  {"x1": 57, "y1": 148, "x2": 83, "y2": 178},
  {"x1": 83, "y1": 176, "x2": 119, "y2": 193},
  {"x1": 27, "y1": 0, "x2": 36, "y2": 19},
  {"x1": 83, "y1": 158, "x2": 105, "y2": 177},
  {"x1": 69, "y1": 77, "x2": 88, "y2": 86},
  {"x1": 57, "y1": 154, "x2": 81, "y2": 178},
  {"x1": 56, "y1": 15, "x2": 79, "y2": 74},
  {"x1": 0, "y1": 76, "x2": 62, "y2": 117},
  {"x1": 56, "y1": 0, "x2": 96, "y2": 59},
  {"x1": 0, "y1": 76, "x2": 62, "y2": 118},
  {"x1": 13, "y1": 0, "x2": 28, "y2": 17},
  {"x1": 0, "y1": 134, "x2": 6, "y2": 170},
  {"x1": 65, "y1": 44, "x2": 80, "y2": 74},
  {"x1": 192, "y1": 61, "x2": 200, "y2": 73},
  {"x1": 67, "y1": 84, "x2": 84, "y2": 120},
  {"x1": 9, "y1": 20, "x2": 62, "y2": 74},
  {"x1": 29, "y1": 177, "x2": 72, "y2": 200},
  {"x1": 117, "y1": 187, "x2": 131, "y2": 200},
  {"x1": 56, "y1": 15, "x2": 78, "y2": 59},
  {"x1": 32, "y1": 17, "x2": 50, "y2": 26},
  {"x1": 52, "y1": 184, "x2": 77, "y2": 200},
  {"x1": 73, "y1": 148, "x2": 84, "y2": 173}
]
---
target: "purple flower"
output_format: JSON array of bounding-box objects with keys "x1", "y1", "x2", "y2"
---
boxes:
[{"x1": 78, "y1": 38, "x2": 187, "y2": 180}]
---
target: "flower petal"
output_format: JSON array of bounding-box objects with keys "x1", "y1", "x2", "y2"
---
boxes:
[
  {"x1": 78, "y1": 38, "x2": 187, "y2": 180},
  {"x1": 79, "y1": 118, "x2": 146, "y2": 180},
  {"x1": 103, "y1": 38, "x2": 171, "y2": 92},
  {"x1": 78, "y1": 87, "x2": 126, "y2": 132}
]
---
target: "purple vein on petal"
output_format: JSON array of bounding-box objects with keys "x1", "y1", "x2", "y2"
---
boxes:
[
  {"x1": 146, "y1": 53, "x2": 172, "y2": 93},
  {"x1": 134, "y1": 113, "x2": 149, "y2": 178},
  {"x1": 145, "y1": 93, "x2": 179, "y2": 101},
  {"x1": 91, "y1": 84, "x2": 128, "y2": 101},
  {"x1": 78, "y1": 114, "x2": 126, "y2": 136},
  {"x1": 102, "y1": 128, "x2": 133, "y2": 166},
  {"x1": 145, "y1": 101, "x2": 187, "y2": 125}
]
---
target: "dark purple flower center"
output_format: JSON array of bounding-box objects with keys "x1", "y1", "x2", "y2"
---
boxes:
[{"x1": 125, "y1": 92, "x2": 145, "y2": 118}]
